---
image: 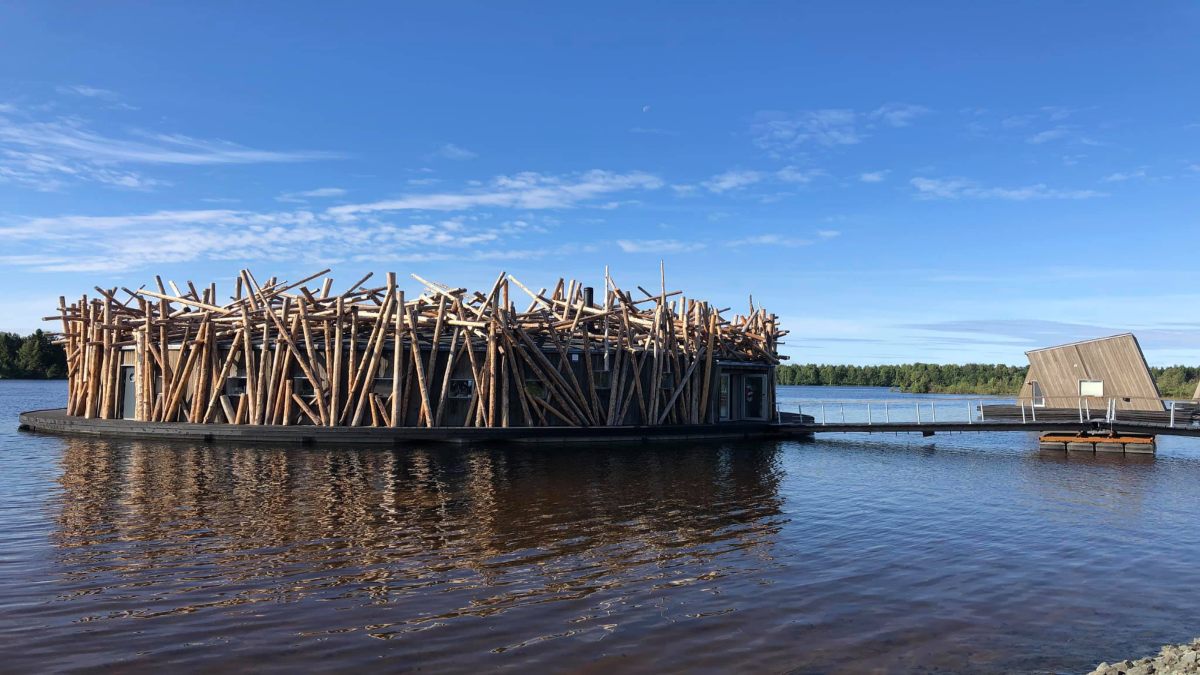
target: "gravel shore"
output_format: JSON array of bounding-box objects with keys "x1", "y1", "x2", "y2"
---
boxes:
[{"x1": 1091, "y1": 639, "x2": 1200, "y2": 675}]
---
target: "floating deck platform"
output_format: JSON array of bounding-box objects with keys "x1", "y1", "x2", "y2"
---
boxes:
[
  {"x1": 18, "y1": 408, "x2": 802, "y2": 446},
  {"x1": 1038, "y1": 432, "x2": 1156, "y2": 454}
]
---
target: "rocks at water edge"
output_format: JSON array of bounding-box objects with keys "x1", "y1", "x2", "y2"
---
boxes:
[{"x1": 1091, "y1": 639, "x2": 1200, "y2": 675}]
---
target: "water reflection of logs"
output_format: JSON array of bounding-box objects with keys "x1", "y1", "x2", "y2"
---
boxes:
[
  {"x1": 52, "y1": 268, "x2": 786, "y2": 427},
  {"x1": 52, "y1": 439, "x2": 784, "y2": 625}
]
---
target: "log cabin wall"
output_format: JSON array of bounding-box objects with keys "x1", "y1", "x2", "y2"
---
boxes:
[{"x1": 51, "y1": 269, "x2": 787, "y2": 428}]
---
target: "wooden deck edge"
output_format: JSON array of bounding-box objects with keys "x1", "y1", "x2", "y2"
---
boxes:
[{"x1": 18, "y1": 408, "x2": 794, "y2": 446}]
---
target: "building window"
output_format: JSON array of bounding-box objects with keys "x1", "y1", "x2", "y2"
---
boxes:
[
  {"x1": 225, "y1": 377, "x2": 247, "y2": 396},
  {"x1": 525, "y1": 379, "x2": 548, "y2": 400},
  {"x1": 293, "y1": 376, "x2": 316, "y2": 397},
  {"x1": 593, "y1": 370, "x2": 612, "y2": 389},
  {"x1": 718, "y1": 374, "x2": 731, "y2": 420},
  {"x1": 1079, "y1": 380, "x2": 1104, "y2": 397},
  {"x1": 448, "y1": 379, "x2": 475, "y2": 399}
]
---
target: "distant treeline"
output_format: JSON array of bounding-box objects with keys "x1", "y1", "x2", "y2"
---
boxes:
[
  {"x1": 776, "y1": 363, "x2": 1028, "y2": 395},
  {"x1": 777, "y1": 363, "x2": 1200, "y2": 398},
  {"x1": 0, "y1": 331, "x2": 67, "y2": 379}
]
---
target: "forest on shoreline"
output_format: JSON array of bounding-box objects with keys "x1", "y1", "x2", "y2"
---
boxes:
[
  {"x1": 777, "y1": 363, "x2": 1200, "y2": 398},
  {"x1": 3, "y1": 336, "x2": 1198, "y2": 399},
  {"x1": 0, "y1": 331, "x2": 67, "y2": 379}
]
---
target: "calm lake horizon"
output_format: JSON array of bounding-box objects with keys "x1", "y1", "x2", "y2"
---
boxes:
[{"x1": 3, "y1": 380, "x2": 1199, "y2": 673}]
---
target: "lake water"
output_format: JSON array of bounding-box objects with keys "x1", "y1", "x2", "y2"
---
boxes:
[{"x1": 4, "y1": 381, "x2": 1200, "y2": 673}]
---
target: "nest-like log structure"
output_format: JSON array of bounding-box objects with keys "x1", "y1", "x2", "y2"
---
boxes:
[{"x1": 51, "y1": 269, "x2": 786, "y2": 427}]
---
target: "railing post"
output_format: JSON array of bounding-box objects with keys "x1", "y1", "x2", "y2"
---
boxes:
[
  {"x1": 916, "y1": 402, "x2": 921, "y2": 424},
  {"x1": 1031, "y1": 401, "x2": 1036, "y2": 423},
  {"x1": 967, "y1": 401, "x2": 972, "y2": 424},
  {"x1": 1021, "y1": 401, "x2": 1026, "y2": 424},
  {"x1": 931, "y1": 402, "x2": 936, "y2": 423},
  {"x1": 840, "y1": 402, "x2": 845, "y2": 424},
  {"x1": 1170, "y1": 401, "x2": 1176, "y2": 428},
  {"x1": 980, "y1": 401, "x2": 985, "y2": 422},
  {"x1": 821, "y1": 402, "x2": 826, "y2": 425},
  {"x1": 1085, "y1": 398, "x2": 1090, "y2": 421},
  {"x1": 1078, "y1": 398, "x2": 1083, "y2": 423},
  {"x1": 885, "y1": 401, "x2": 890, "y2": 423},
  {"x1": 867, "y1": 403, "x2": 872, "y2": 426}
]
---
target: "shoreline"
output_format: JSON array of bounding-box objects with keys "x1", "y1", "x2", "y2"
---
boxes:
[{"x1": 1090, "y1": 639, "x2": 1200, "y2": 675}]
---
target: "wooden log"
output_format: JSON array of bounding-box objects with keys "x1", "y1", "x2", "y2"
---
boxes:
[{"x1": 390, "y1": 289, "x2": 403, "y2": 426}]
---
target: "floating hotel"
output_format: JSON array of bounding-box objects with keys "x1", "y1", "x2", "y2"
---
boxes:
[{"x1": 25, "y1": 268, "x2": 791, "y2": 443}]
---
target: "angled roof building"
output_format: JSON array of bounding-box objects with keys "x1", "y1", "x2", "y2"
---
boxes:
[{"x1": 1019, "y1": 333, "x2": 1162, "y2": 412}]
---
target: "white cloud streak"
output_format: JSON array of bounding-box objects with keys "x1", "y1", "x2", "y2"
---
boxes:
[
  {"x1": 433, "y1": 143, "x2": 477, "y2": 160},
  {"x1": 751, "y1": 102, "x2": 929, "y2": 155},
  {"x1": 0, "y1": 105, "x2": 341, "y2": 191},
  {"x1": 911, "y1": 176, "x2": 1106, "y2": 201},
  {"x1": 328, "y1": 170, "x2": 662, "y2": 218},
  {"x1": 276, "y1": 187, "x2": 348, "y2": 202},
  {"x1": 0, "y1": 169, "x2": 661, "y2": 272},
  {"x1": 616, "y1": 239, "x2": 705, "y2": 254},
  {"x1": 701, "y1": 169, "x2": 764, "y2": 193}
]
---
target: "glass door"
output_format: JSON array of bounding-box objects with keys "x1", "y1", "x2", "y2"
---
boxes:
[{"x1": 744, "y1": 374, "x2": 766, "y2": 420}]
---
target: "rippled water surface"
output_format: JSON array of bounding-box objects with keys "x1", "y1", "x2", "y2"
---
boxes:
[{"x1": 5, "y1": 382, "x2": 1200, "y2": 673}]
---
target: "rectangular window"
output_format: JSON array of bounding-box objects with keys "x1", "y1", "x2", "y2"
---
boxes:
[
  {"x1": 372, "y1": 378, "x2": 392, "y2": 396},
  {"x1": 225, "y1": 377, "x2": 247, "y2": 396},
  {"x1": 525, "y1": 379, "x2": 548, "y2": 400},
  {"x1": 293, "y1": 376, "x2": 316, "y2": 398},
  {"x1": 448, "y1": 379, "x2": 475, "y2": 399},
  {"x1": 593, "y1": 370, "x2": 612, "y2": 389},
  {"x1": 718, "y1": 374, "x2": 731, "y2": 420},
  {"x1": 1031, "y1": 381, "x2": 1045, "y2": 407},
  {"x1": 1079, "y1": 380, "x2": 1104, "y2": 397}
]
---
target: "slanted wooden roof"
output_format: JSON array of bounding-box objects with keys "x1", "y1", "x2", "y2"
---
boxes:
[{"x1": 1020, "y1": 333, "x2": 1162, "y2": 411}]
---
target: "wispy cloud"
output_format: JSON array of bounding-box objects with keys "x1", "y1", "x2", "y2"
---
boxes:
[
  {"x1": 1026, "y1": 127, "x2": 1072, "y2": 144},
  {"x1": 432, "y1": 143, "x2": 477, "y2": 160},
  {"x1": 616, "y1": 238, "x2": 705, "y2": 254},
  {"x1": 910, "y1": 176, "x2": 1106, "y2": 200},
  {"x1": 752, "y1": 109, "x2": 860, "y2": 153},
  {"x1": 328, "y1": 170, "x2": 662, "y2": 218},
  {"x1": 0, "y1": 167, "x2": 660, "y2": 272},
  {"x1": 0, "y1": 104, "x2": 340, "y2": 190},
  {"x1": 629, "y1": 127, "x2": 679, "y2": 136},
  {"x1": 859, "y1": 170, "x2": 888, "y2": 183},
  {"x1": 1101, "y1": 168, "x2": 1147, "y2": 182},
  {"x1": 751, "y1": 102, "x2": 929, "y2": 155},
  {"x1": 776, "y1": 166, "x2": 825, "y2": 183},
  {"x1": 871, "y1": 103, "x2": 931, "y2": 128},
  {"x1": 727, "y1": 233, "x2": 812, "y2": 247},
  {"x1": 55, "y1": 84, "x2": 119, "y2": 99},
  {"x1": 701, "y1": 169, "x2": 764, "y2": 193},
  {"x1": 276, "y1": 187, "x2": 348, "y2": 202},
  {"x1": 0, "y1": 207, "x2": 549, "y2": 273}
]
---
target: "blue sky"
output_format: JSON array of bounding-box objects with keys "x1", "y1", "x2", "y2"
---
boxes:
[{"x1": 1, "y1": 2, "x2": 1198, "y2": 365}]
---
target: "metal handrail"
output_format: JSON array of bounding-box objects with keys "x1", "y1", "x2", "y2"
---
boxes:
[{"x1": 780, "y1": 395, "x2": 1198, "y2": 429}]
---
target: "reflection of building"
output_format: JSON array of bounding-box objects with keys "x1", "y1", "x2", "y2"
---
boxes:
[
  {"x1": 53, "y1": 269, "x2": 786, "y2": 430},
  {"x1": 50, "y1": 438, "x2": 786, "y2": 632},
  {"x1": 1018, "y1": 333, "x2": 1162, "y2": 411}
]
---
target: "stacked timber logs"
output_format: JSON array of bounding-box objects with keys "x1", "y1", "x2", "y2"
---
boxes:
[{"x1": 50, "y1": 269, "x2": 787, "y2": 427}]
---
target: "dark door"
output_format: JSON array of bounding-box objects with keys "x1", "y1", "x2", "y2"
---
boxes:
[
  {"x1": 120, "y1": 366, "x2": 136, "y2": 419},
  {"x1": 744, "y1": 374, "x2": 766, "y2": 420}
]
